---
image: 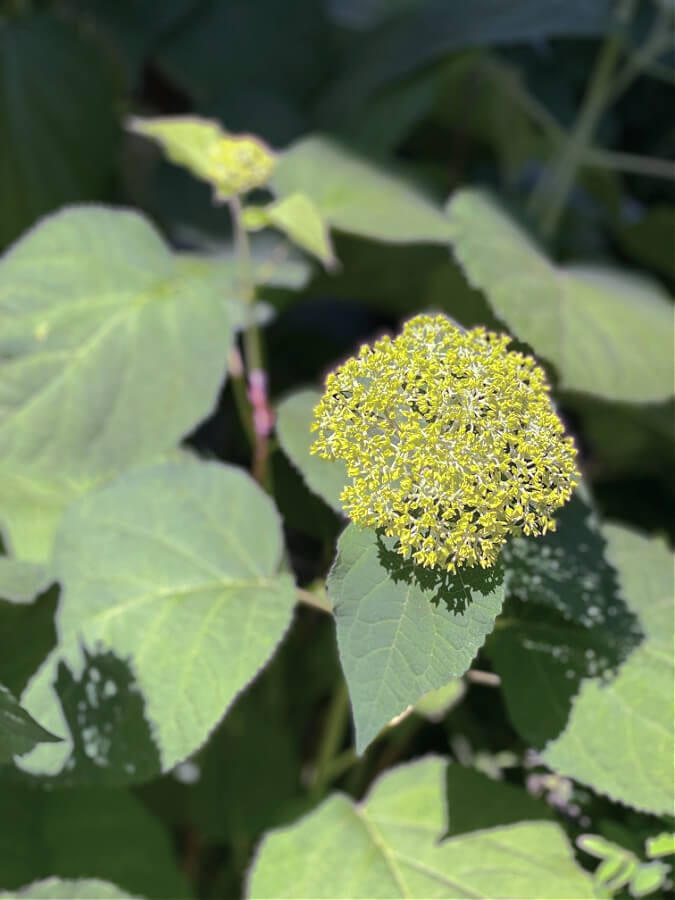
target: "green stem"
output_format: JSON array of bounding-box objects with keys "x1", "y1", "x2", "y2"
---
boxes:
[
  {"x1": 608, "y1": 14, "x2": 673, "y2": 103},
  {"x1": 583, "y1": 147, "x2": 675, "y2": 181},
  {"x1": 296, "y1": 587, "x2": 332, "y2": 614},
  {"x1": 311, "y1": 680, "x2": 350, "y2": 797},
  {"x1": 531, "y1": 23, "x2": 626, "y2": 241},
  {"x1": 229, "y1": 195, "x2": 263, "y2": 371},
  {"x1": 228, "y1": 196, "x2": 272, "y2": 485}
]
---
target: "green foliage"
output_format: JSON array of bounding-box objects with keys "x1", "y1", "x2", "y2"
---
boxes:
[
  {"x1": 328, "y1": 526, "x2": 505, "y2": 751},
  {"x1": 249, "y1": 758, "x2": 597, "y2": 898},
  {"x1": 0, "y1": 207, "x2": 241, "y2": 478},
  {"x1": 0, "y1": 15, "x2": 118, "y2": 249},
  {"x1": 18, "y1": 461, "x2": 295, "y2": 781},
  {"x1": 447, "y1": 190, "x2": 674, "y2": 403},
  {"x1": 0, "y1": 684, "x2": 60, "y2": 763},
  {"x1": 1, "y1": 3, "x2": 673, "y2": 897},
  {"x1": 272, "y1": 137, "x2": 453, "y2": 243}
]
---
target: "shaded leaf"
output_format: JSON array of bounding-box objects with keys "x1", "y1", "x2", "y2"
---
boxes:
[
  {"x1": 617, "y1": 205, "x2": 675, "y2": 280},
  {"x1": 249, "y1": 757, "x2": 596, "y2": 898},
  {"x1": 328, "y1": 526, "x2": 505, "y2": 752},
  {"x1": 0, "y1": 683, "x2": 60, "y2": 763},
  {"x1": 0, "y1": 15, "x2": 118, "y2": 248},
  {"x1": 0, "y1": 206, "x2": 241, "y2": 477},
  {"x1": 0, "y1": 780, "x2": 186, "y2": 897},
  {"x1": 272, "y1": 137, "x2": 452, "y2": 244},
  {"x1": 275, "y1": 390, "x2": 347, "y2": 513},
  {"x1": 447, "y1": 190, "x2": 674, "y2": 403},
  {"x1": 541, "y1": 526, "x2": 675, "y2": 814},
  {"x1": 323, "y1": 0, "x2": 610, "y2": 121},
  {"x1": 18, "y1": 461, "x2": 295, "y2": 781},
  {"x1": 446, "y1": 765, "x2": 553, "y2": 836},
  {"x1": 0, "y1": 558, "x2": 50, "y2": 605}
]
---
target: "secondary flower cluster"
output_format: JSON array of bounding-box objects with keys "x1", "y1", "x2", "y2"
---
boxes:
[{"x1": 311, "y1": 314, "x2": 579, "y2": 572}]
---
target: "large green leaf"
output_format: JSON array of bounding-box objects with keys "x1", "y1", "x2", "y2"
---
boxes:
[
  {"x1": 0, "y1": 464, "x2": 100, "y2": 563},
  {"x1": 272, "y1": 137, "x2": 452, "y2": 244},
  {"x1": 0, "y1": 683, "x2": 60, "y2": 763},
  {"x1": 18, "y1": 460, "x2": 296, "y2": 781},
  {"x1": 0, "y1": 16, "x2": 118, "y2": 248},
  {"x1": 0, "y1": 780, "x2": 186, "y2": 897},
  {"x1": 275, "y1": 390, "x2": 347, "y2": 513},
  {"x1": 494, "y1": 525, "x2": 674, "y2": 815},
  {"x1": 0, "y1": 558, "x2": 50, "y2": 605},
  {"x1": 542, "y1": 525, "x2": 675, "y2": 815},
  {"x1": 322, "y1": 0, "x2": 610, "y2": 121},
  {"x1": 0, "y1": 206, "x2": 242, "y2": 477},
  {"x1": 248, "y1": 757, "x2": 596, "y2": 898},
  {"x1": 327, "y1": 526, "x2": 505, "y2": 752},
  {"x1": 446, "y1": 190, "x2": 674, "y2": 403},
  {"x1": 1, "y1": 880, "x2": 135, "y2": 899}
]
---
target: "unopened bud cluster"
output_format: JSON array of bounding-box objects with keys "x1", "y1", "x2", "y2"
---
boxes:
[{"x1": 312, "y1": 315, "x2": 579, "y2": 572}]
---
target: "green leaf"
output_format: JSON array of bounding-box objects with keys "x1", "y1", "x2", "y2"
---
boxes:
[
  {"x1": 327, "y1": 526, "x2": 505, "y2": 752},
  {"x1": 0, "y1": 206, "x2": 240, "y2": 477},
  {"x1": 0, "y1": 558, "x2": 50, "y2": 605},
  {"x1": 541, "y1": 526, "x2": 674, "y2": 815},
  {"x1": 260, "y1": 193, "x2": 336, "y2": 268},
  {"x1": 446, "y1": 190, "x2": 674, "y2": 403},
  {"x1": 646, "y1": 833, "x2": 675, "y2": 859},
  {"x1": 497, "y1": 525, "x2": 674, "y2": 815},
  {"x1": 445, "y1": 765, "x2": 553, "y2": 836},
  {"x1": 0, "y1": 683, "x2": 61, "y2": 763},
  {"x1": 128, "y1": 115, "x2": 226, "y2": 182},
  {"x1": 272, "y1": 137, "x2": 452, "y2": 244},
  {"x1": 577, "y1": 834, "x2": 626, "y2": 860},
  {"x1": 414, "y1": 680, "x2": 465, "y2": 723},
  {"x1": 0, "y1": 780, "x2": 186, "y2": 897},
  {"x1": 275, "y1": 390, "x2": 348, "y2": 514},
  {"x1": 630, "y1": 862, "x2": 670, "y2": 898},
  {"x1": 248, "y1": 757, "x2": 597, "y2": 898},
  {"x1": 0, "y1": 15, "x2": 118, "y2": 248},
  {"x1": 0, "y1": 465, "x2": 100, "y2": 562},
  {"x1": 0, "y1": 880, "x2": 136, "y2": 899},
  {"x1": 17, "y1": 460, "x2": 296, "y2": 781}
]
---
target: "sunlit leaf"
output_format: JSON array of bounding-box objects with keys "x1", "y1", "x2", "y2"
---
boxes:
[
  {"x1": 328, "y1": 526, "x2": 505, "y2": 752},
  {"x1": 18, "y1": 460, "x2": 296, "y2": 781},
  {"x1": 0, "y1": 683, "x2": 61, "y2": 762},
  {"x1": 275, "y1": 390, "x2": 347, "y2": 513},
  {"x1": 249, "y1": 757, "x2": 596, "y2": 898},
  {"x1": 447, "y1": 190, "x2": 674, "y2": 403},
  {"x1": 272, "y1": 137, "x2": 452, "y2": 244},
  {"x1": 0, "y1": 206, "x2": 241, "y2": 477}
]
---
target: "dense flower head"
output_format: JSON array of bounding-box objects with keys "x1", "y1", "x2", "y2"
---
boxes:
[
  {"x1": 206, "y1": 135, "x2": 276, "y2": 200},
  {"x1": 311, "y1": 314, "x2": 579, "y2": 573}
]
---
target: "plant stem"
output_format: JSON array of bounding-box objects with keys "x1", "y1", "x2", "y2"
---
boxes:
[
  {"x1": 311, "y1": 680, "x2": 350, "y2": 796},
  {"x1": 296, "y1": 587, "x2": 332, "y2": 614},
  {"x1": 583, "y1": 147, "x2": 675, "y2": 181},
  {"x1": 530, "y1": 26, "x2": 626, "y2": 241},
  {"x1": 228, "y1": 196, "x2": 273, "y2": 485}
]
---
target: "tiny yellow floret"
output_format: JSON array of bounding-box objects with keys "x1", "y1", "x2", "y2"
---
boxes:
[{"x1": 311, "y1": 315, "x2": 579, "y2": 573}]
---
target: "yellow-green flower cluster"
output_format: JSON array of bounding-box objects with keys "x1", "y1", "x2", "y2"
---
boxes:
[
  {"x1": 311, "y1": 315, "x2": 579, "y2": 573},
  {"x1": 205, "y1": 135, "x2": 276, "y2": 200}
]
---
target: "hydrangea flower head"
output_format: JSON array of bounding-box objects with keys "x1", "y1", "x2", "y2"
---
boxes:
[{"x1": 311, "y1": 314, "x2": 579, "y2": 572}]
